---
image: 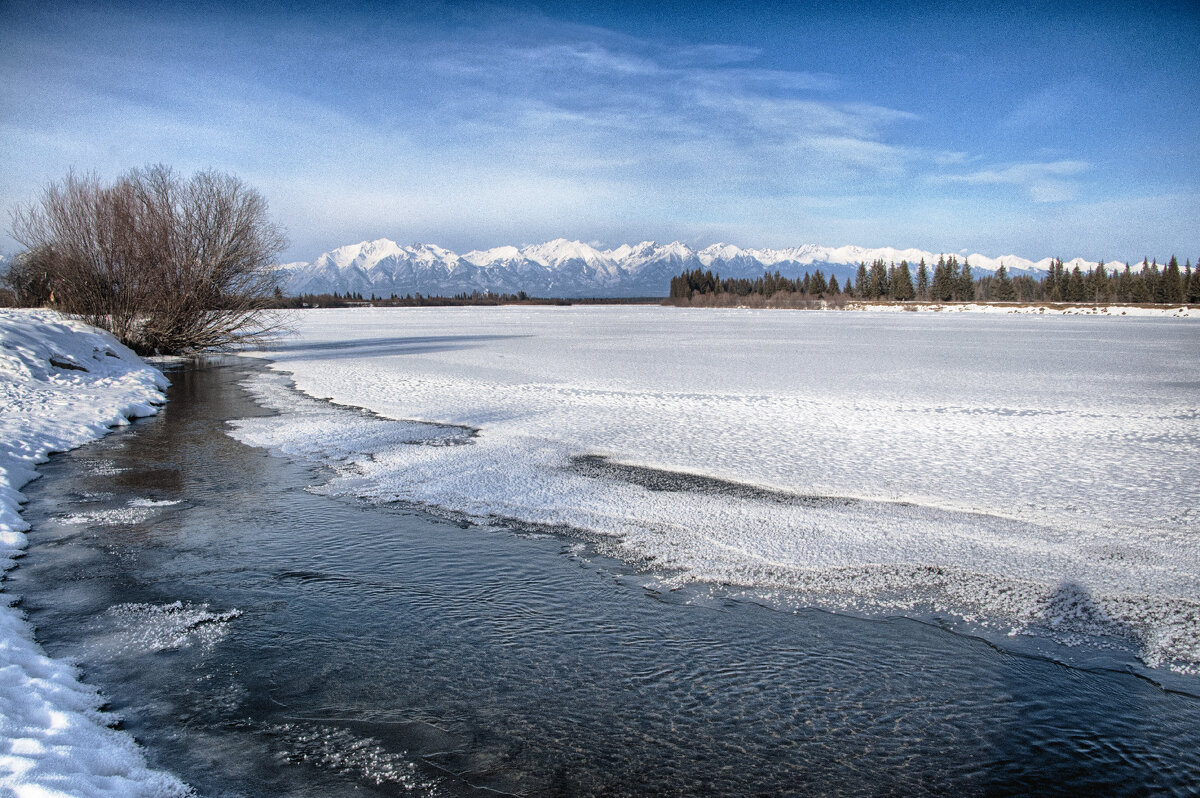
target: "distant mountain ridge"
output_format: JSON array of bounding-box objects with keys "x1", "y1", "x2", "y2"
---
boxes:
[{"x1": 279, "y1": 238, "x2": 1105, "y2": 298}]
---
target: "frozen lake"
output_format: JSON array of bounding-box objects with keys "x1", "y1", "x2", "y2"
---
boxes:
[
  {"x1": 241, "y1": 306, "x2": 1200, "y2": 678},
  {"x1": 16, "y1": 354, "x2": 1200, "y2": 795}
]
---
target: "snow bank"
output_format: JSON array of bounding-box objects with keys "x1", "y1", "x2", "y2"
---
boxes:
[
  {"x1": 0, "y1": 309, "x2": 188, "y2": 796},
  {"x1": 844, "y1": 302, "x2": 1194, "y2": 317}
]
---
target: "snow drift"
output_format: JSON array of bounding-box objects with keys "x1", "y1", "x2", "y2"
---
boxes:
[{"x1": 0, "y1": 309, "x2": 187, "y2": 797}]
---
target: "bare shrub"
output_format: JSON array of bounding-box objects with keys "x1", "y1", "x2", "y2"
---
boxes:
[
  {"x1": 8, "y1": 165, "x2": 288, "y2": 354},
  {"x1": 0, "y1": 248, "x2": 56, "y2": 306}
]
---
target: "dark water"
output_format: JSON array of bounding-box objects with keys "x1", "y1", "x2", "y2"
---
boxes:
[{"x1": 13, "y1": 360, "x2": 1200, "y2": 797}]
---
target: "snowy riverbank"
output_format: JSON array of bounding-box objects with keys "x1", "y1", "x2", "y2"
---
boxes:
[
  {"x1": 0, "y1": 310, "x2": 187, "y2": 796},
  {"x1": 844, "y1": 302, "x2": 1194, "y2": 317}
]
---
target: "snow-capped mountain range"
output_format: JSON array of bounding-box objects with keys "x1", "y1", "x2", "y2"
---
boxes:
[{"x1": 279, "y1": 238, "x2": 1099, "y2": 298}]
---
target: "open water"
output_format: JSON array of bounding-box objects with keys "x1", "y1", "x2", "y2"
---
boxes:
[{"x1": 13, "y1": 357, "x2": 1200, "y2": 796}]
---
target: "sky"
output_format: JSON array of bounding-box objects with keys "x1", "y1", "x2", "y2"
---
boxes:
[{"x1": 1, "y1": 0, "x2": 1198, "y2": 263}]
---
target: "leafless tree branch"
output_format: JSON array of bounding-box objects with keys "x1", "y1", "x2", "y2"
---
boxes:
[{"x1": 8, "y1": 165, "x2": 289, "y2": 355}]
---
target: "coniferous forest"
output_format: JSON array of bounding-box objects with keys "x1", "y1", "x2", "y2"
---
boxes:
[{"x1": 669, "y1": 255, "x2": 1200, "y2": 305}]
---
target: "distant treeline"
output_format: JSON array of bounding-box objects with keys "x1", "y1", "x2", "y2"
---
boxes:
[
  {"x1": 263, "y1": 290, "x2": 660, "y2": 308},
  {"x1": 669, "y1": 255, "x2": 1200, "y2": 305}
]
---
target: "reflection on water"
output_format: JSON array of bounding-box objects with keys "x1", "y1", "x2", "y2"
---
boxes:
[{"x1": 12, "y1": 360, "x2": 1200, "y2": 797}]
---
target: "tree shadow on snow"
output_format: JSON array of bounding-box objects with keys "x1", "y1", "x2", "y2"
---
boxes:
[{"x1": 264, "y1": 334, "x2": 530, "y2": 361}]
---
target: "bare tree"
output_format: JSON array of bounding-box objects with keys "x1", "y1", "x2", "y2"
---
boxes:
[
  {"x1": 9, "y1": 165, "x2": 288, "y2": 354},
  {"x1": 0, "y1": 248, "x2": 56, "y2": 306}
]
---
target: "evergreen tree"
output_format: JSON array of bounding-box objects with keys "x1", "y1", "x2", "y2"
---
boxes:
[
  {"x1": 1188, "y1": 262, "x2": 1200, "y2": 303},
  {"x1": 916, "y1": 258, "x2": 929, "y2": 300},
  {"x1": 1043, "y1": 261, "x2": 1058, "y2": 301},
  {"x1": 1117, "y1": 264, "x2": 1133, "y2": 303},
  {"x1": 991, "y1": 263, "x2": 1015, "y2": 300},
  {"x1": 1130, "y1": 263, "x2": 1150, "y2": 302},
  {"x1": 669, "y1": 273, "x2": 687, "y2": 298},
  {"x1": 893, "y1": 260, "x2": 915, "y2": 301},
  {"x1": 1163, "y1": 256, "x2": 1183, "y2": 303},
  {"x1": 828, "y1": 275, "x2": 840, "y2": 294},
  {"x1": 867, "y1": 259, "x2": 889, "y2": 299},
  {"x1": 855, "y1": 262, "x2": 869, "y2": 297},
  {"x1": 959, "y1": 258, "x2": 974, "y2": 301},
  {"x1": 810, "y1": 269, "x2": 828, "y2": 296},
  {"x1": 1143, "y1": 258, "x2": 1161, "y2": 303},
  {"x1": 931, "y1": 255, "x2": 953, "y2": 301},
  {"x1": 946, "y1": 256, "x2": 961, "y2": 300},
  {"x1": 1087, "y1": 263, "x2": 1108, "y2": 302},
  {"x1": 1066, "y1": 266, "x2": 1086, "y2": 302}
]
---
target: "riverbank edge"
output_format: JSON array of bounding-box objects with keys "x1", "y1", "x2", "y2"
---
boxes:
[
  {"x1": 665, "y1": 296, "x2": 1196, "y2": 316},
  {"x1": 0, "y1": 309, "x2": 189, "y2": 797}
]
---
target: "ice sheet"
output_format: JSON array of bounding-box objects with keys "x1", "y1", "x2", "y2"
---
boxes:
[{"x1": 235, "y1": 306, "x2": 1200, "y2": 676}]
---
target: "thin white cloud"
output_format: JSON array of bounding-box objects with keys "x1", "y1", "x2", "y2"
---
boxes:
[
  {"x1": 934, "y1": 160, "x2": 1091, "y2": 202},
  {"x1": 7, "y1": 3, "x2": 1180, "y2": 260}
]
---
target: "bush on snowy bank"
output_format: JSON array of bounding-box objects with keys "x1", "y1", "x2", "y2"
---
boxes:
[{"x1": 6, "y1": 165, "x2": 287, "y2": 355}]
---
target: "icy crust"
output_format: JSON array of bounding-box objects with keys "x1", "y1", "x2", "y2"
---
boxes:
[
  {"x1": 0, "y1": 309, "x2": 187, "y2": 797},
  {"x1": 85, "y1": 602, "x2": 241, "y2": 659},
  {"x1": 234, "y1": 307, "x2": 1200, "y2": 678},
  {"x1": 271, "y1": 724, "x2": 439, "y2": 792}
]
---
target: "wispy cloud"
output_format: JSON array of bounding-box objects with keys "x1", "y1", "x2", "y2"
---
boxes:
[
  {"x1": 1002, "y1": 80, "x2": 1107, "y2": 133},
  {"x1": 2, "y1": 1, "x2": 1194, "y2": 260},
  {"x1": 934, "y1": 160, "x2": 1091, "y2": 203},
  {"x1": 1, "y1": 5, "x2": 937, "y2": 258}
]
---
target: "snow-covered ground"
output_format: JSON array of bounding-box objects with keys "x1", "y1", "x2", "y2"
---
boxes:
[
  {"x1": 0, "y1": 310, "x2": 187, "y2": 796},
  {"x1": 236, "y1": 306, "x2": 1200, "y2": 677},
  {"x1": 844, "y1": 302, "x2": 1194, "y2": 317}
]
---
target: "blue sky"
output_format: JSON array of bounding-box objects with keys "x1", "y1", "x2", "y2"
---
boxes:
[{"x1": 2, "y1": 0, "x2": 1197, "y2": 262}]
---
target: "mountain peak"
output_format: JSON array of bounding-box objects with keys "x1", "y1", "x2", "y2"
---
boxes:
[
  {"x1": 520, "y1": 239, "x2": 607, "y2": 266},
  {"x1": 282, "y1": 238, "x2": 1091, "y2": 298}
]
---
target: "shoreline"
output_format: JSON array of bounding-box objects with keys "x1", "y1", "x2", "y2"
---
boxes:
[
  {"x1": 0, "y1": 309, "x2": 187, "y2": 797},
  {"x1": 664, "y1": 297, "x2": 1196, "y2": 316}
]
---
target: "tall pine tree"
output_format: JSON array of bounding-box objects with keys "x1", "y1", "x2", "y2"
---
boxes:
[
  {"x1": 893, "y1": 260, "x2": 915, "y2": 301},
  {"x1": 932, "y1": 255, "x2": 953, "y2": 301},
  {"x1": 810, "y1": 270, "x2": 828, "y2": 296},
  {"x1": 1163, "y1": 256, "x2": 1183, "y2": 303},
  {"x1": 991, "y1": 263, "x2": 1015, "y2": 300},
  {"x1": 959, "y1": 259, "x2": 974, "y2": 301}
]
